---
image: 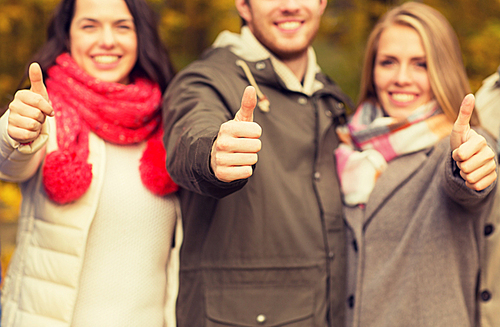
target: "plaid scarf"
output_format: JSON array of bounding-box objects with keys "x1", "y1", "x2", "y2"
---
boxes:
[
  {"x1": 43, "y1": 53, "x2": 177, "y2": 204},
  {"x1": 335, "y1": 100, "x2": 453, "y2": 206}
]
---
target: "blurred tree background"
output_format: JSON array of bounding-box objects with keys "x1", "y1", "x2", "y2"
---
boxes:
[{"x1": 1, "y1": 0, "x2": 500, "y2": 276}]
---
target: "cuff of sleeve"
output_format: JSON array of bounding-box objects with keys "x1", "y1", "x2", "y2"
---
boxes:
[{"x1": 11, "y1": 118, "x2": 50, "y2": 155}]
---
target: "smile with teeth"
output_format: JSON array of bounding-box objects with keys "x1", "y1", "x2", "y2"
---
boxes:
[
  {"x1": 390, "y1": 93, "x2": 416, "y2": 103},
  {"x1": 277, "y1": 21, "x2": 302, "y2": 30},
  {"x1": 93, "y1": 55, "x2": 120, "y2": 64}
]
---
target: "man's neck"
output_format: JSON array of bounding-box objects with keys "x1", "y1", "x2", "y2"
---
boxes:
[{"x1": 281, "y1": 54, "x2": 309, "y2": 82}]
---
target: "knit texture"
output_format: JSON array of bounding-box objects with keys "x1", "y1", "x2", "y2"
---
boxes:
[
  {"x1": 335, "y1": 100, "x2": 453, "y2": 205},
  {"x1": 43, "y1": 53, "x2": 177, "y2": 204},
  {"x1": 71, "y1": 142, "x2": 177, "y2": 327}
]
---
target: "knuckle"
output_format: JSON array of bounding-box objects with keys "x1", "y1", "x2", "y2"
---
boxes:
[
  {"x1": 485, "y1": 148, "x2": 495, "y2": 161},
  {"x1": 8, "y1": 100, "x2": 20, "y2": 113},
  {"x1": 488, "y1": 160, "x2": 497, "y2": 172},
  {"x1": 214, "y1": 154, "x2": 225, "y2": 167},
  {"x1": 14, "y1": 90, "x2": 27, "y2": 100},
  {"x1": 215, "y1": 169, "x2": 231, "y2": 182},
  {"x1": 477, "y1": 136, "x2": 487, "y2": 147},
  {"x1": 459, "y1": 162, "x2": 471, "y2": 174},
  {"x1": 30, "y1": 120, "x2": 40, "y2": 131},
  {"x1": 7, "y1": 125, "x2": 15, "y2": 137},
  {"x1": 454, "y1": 149, "x2": 465, "y2": 161},
  {"x1": 35, "y1": 95, "x2": 45, "y2": 108},
  {"x1": 23, "y1": 129, "x2": 33, "y2": 140},
  {"x1": 219, "y1": 121, "x2": 233, "y2": 134},
  {"x1": 466, "y1": 175, "x2": 478, "y2": 185},
  {"x1": 216, "y1": 138, "x2": 230, "y2": 152}
]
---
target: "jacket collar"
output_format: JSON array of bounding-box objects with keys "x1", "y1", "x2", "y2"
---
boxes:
[
  {"x1": 212, "y1": 26, "x2": 323, "y2": 96},
  {"x1": 363, "y1": 147, "x2": 434, "y2": 226}
]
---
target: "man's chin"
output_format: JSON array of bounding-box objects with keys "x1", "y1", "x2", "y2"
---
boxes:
[{"x1": 270, "y1": 46, "x2": 309, "y2": 62}]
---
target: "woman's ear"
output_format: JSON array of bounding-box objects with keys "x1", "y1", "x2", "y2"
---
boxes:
[{"x1": 319, "y1": 0, "x2": 328, "y2": 15}]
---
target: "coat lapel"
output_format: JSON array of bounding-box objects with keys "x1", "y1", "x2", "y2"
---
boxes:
[{"x1": 363, "y1": 148, "x2": 432, "y2": 226}]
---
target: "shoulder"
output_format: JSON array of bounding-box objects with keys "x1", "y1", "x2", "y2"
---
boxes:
[
  {"x1": 177, "y1": 47, "x2": 244, "y2": 80},
  {"x1": 475, "y1": 71, "x2": 500, "y2": 139},
  {"x1": 167, "y1": 47, "x2": 248, "y2": 98},
  {"x1": 314, "y1": 72, "x2": 355, "y2": 110}
]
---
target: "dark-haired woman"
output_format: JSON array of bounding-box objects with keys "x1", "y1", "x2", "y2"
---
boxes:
[{"x1": 0, "y1": 0, "x2": 180, "y2": 326}]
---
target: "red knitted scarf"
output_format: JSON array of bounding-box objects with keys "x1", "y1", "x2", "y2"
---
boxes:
[{"x1": 43, "y1": 53, "x2": 177, "y2": 204}]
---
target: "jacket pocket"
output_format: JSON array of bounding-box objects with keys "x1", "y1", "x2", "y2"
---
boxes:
[{"x1": 205, "y1": 286, "x2": 314, "y2": 326}]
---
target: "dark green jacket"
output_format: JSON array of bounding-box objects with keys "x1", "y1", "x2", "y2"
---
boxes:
[{"x1": 163, "y1": 43, "x2": 352, "y2": 327}]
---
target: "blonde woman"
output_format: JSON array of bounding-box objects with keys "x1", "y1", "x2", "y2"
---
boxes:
[{"x1": 338, "y1": 2, "x2": 497, "y2": 326}]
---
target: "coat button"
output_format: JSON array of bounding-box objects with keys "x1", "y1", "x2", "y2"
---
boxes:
[
  {"x1": 328, "y1": 251, "x2": 334, "y2": 259},
  {"x1": 481, "y1": 290, "x2": 492, "y2": 302},
  {"x1": 298, "y1": 96, "x2": 308, "y2": 105},
  {"x1": 352, "y1": 239, "x2": 358, "y2": 252},
  {"x1": 256, "y1": 314, "x2": 266, "y2": 324},
  {"x1": 336, "y1": 102, "x2": 345, "y2": 109},
  {"x1": 485, "y1": 224, "x2": 495, "y2": 236},
  {"x1": 325, "y1": 109, "x2": 332, "y2": 117},
  {"x1": 314, "y1": 171, "x2": 321, "y2": 180},
  {"x1": 256, "y1": 62, "x2": 266, "y2": 70},
  {"x1": 348, "y1": 295, "x2": 355, "y2": 308}
]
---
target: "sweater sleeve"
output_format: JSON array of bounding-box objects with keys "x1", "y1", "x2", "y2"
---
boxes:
[
  {"x1": 162, "y1": 62, "x2": 248, "y2": 199},
  {"x1": 0, "y1": 110, "x2": 49, "y2": 182}
]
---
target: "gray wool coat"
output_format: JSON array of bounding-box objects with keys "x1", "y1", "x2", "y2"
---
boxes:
[{"x1": 345, "y1": 135, "x2": 497, "y2": 327}]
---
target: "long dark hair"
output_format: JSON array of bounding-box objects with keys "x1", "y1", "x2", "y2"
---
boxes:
[{"x1": 21, "y1": 0, "x2": 174, "y2": 93}]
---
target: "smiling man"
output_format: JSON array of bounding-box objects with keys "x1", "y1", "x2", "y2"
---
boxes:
[{"x1": 163, "y1": 0, "x2": 353, "y2": 326}]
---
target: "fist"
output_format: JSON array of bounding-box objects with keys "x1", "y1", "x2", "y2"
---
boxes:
[
  {"x1": 211, "y1": 86, "x2": 262, "y2": 182},
  {"x1": 8, "y1": 62, "x2": 54, "y2": 144}
]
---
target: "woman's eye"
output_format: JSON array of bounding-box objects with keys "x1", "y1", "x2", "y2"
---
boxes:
[
  {"x1": 416, "y1": 61, "x2": 427, "y2": 69},
  {"x1": 116, "y1": 24, "x2": 135, "y2": 31},
  {"x1": 379, "y1": 60, "x2": 394, "y2": 66}
]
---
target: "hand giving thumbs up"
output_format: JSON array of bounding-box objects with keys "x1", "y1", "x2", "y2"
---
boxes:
[
  {"x1": 211, "y1": 86, "x2": 262, "y2": 182},
  {"x1": 450, "y1": 94, "x2": 497, "y2": 191},
  {"x1": 8, "y1": 62, "x2": 54, "y2": 144}
]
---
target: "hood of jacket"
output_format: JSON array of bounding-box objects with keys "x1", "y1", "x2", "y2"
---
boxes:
[
  {"x1": 212, "y1": 26, "x2": 324, "y2": 96},
  {"x1": 207, "y1": 26, "x2": 353, "y2": 112}
]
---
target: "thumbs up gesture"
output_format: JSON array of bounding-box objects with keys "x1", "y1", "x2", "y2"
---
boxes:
[
  {"x1": 210, "y1": 86, "x2": 262, "y2": 182},
  {"x1": 450, "y1": 94, "x2": 497, "y2": 191},
  {"x1": 8, "y1": 62, "x2": 54, "y2": 144}
]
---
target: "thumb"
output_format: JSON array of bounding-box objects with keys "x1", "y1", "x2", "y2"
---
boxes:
[
  {"x1": 450, "y1": 93, "x2": 474, "y2": 151},
  {"x1": 29, "y1": 62, "x2": 49, "y2": 102},
  {"x1": 234, "y1": 86, "x2": 257, "y2": 122}
]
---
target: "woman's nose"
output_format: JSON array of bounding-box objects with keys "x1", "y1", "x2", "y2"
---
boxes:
[
  {"x1": 99, "y1": 27, "x2": 116, "y2": 48},
  {"x1": 394, "y1": 65, "x2": 412, "y2": 85}
]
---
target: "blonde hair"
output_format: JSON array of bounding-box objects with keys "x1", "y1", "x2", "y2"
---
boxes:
[{"x1": 358, "y1": 2, "x2": 478, "y2": 125}]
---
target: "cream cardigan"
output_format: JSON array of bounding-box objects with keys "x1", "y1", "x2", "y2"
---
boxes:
[{"x1": 0, "y1": 112, "x2": 181, "y2": 327}]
